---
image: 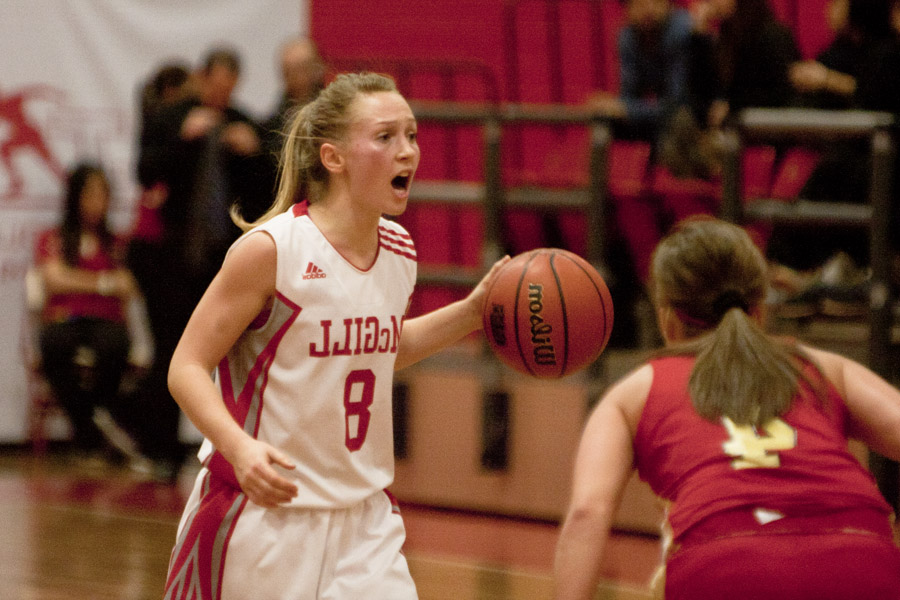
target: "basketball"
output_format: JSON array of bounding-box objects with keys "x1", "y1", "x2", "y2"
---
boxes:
[{"x1": 482, "y1": 248, "x2": 614, "y2": 379}]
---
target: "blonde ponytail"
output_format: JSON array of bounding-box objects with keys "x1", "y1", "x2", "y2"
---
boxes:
[{"x1": 232, "y1": 71, "x2": 398, "y2": 232}]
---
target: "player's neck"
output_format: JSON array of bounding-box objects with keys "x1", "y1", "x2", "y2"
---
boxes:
[{"x1": 307, "y1": 197, "x2": 380, "y2": 270}]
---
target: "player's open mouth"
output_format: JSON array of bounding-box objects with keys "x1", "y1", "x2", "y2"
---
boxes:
[{"x1": 391, "y1": 174, "x2": 411, "y2": 191}]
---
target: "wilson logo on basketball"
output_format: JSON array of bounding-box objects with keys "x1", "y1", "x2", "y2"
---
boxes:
[
  {"x1": 528, "y1": 283, "x2": 556, "y2": 366},
  {"x1": 302, "y1": 262, "x2": 326, "y2": 280}
]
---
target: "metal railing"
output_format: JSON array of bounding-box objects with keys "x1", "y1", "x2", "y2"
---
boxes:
[
  {"x1": 408, "y1": 100, "x2": 613, "y2": 289},
  {"x1": 720, "y1": 107, "x2": 896, "y2": 377},
  {"x1": 720, "y1": 107, "x2": 898, "y2": 509}
]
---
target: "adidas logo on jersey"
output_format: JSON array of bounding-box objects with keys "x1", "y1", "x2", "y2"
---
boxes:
[{"x1": 302, "y1": 262, "x2": 327, "y2": 280}]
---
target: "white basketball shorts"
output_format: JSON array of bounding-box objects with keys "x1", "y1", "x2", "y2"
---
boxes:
[{"x1": 166, "y1": 469, "x2": 417, "y2": 600}]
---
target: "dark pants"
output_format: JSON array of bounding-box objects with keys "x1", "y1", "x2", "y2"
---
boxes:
[
  {"x1": 39, "y1": 317, "x2": 130, "y2": 452},
  {"x1": 127, "y1": 239, "x2": 214, "y2": 468}
]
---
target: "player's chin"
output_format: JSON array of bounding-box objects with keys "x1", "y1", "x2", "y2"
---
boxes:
[
  {"x1": 383, "y1": 193, "x2": 409, "y2": 216},
  {"x1": 383, "y1": 203, "x2": 408, "y2": 218}
]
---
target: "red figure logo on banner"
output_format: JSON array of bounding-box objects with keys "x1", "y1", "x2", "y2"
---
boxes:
[{"x1": 0, "y1": 85, "x2": 66, "y2": 198}]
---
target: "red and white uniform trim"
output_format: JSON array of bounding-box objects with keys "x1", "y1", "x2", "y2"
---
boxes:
[{"x1": 165, "y1": 201, "x2": 417, "y2": 599}]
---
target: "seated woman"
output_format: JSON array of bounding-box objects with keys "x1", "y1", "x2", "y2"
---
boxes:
[{"x1": 35, "y1": 163, "x2": 138, "y2": 464}]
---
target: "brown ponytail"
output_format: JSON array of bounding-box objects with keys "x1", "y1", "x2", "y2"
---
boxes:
[{"x1": 651, "y1": 218, "x2": 812, "y2": 426}]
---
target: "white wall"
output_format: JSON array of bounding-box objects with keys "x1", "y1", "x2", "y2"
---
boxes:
[{"x1": 0, "y1": 0, "x2": 308, "y2": 443}]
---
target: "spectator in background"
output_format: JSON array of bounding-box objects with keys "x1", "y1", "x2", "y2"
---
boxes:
[
  {"x1": 124, "y1": 61, "x2": 194, "y2": 479},
  {"x1": 586, "y1": 0, "x2": 730, "y2": 349},
  {"x1": 35, "y1": 163, "x2": 138, "y2": 466},
  {"x1": 129, "y1": 47, "x2": 268, "y2": 481},
  {"x1": 131, "y1": 61, "x2": 193, "y2": 262},
  {"x1": 260, "y1": 37, "x2": 325, "y2": 158},
  {"x1": 790, "y1": 0, "x2": 862, "y2": 110},
  {"x1": 257, "y1": 37, "x2": 326, "y2": 215},
  {"x1": 152, "y1": 46, "x2": 268, "y2": 277},
  {"x1": 790, "y1": 0, "x2": 900, "y2": 115},
  {"x1": 767, "y1": 0, "x2": 900, "y2": 318},
  {"x1": 588, "y1": 0, "x2": 725, "y2": 341},
  {"x1": 587, "y1": 0, "x2": 704, "y2": 172},
  {"x1": 693, "y1": 0, "x2": 802, "y2": 129}
]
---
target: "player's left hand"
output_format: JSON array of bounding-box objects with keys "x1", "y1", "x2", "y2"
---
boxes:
[{"x1": 466, "y1": 255, "x2": 511, "y2": 317}]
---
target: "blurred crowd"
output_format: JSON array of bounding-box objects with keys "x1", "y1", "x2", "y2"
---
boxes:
[
  {"x1": 32, "y1": 37, "x2": 326, "y2": 481},
  {"x1": 31, "y1": 0, "x2": 900, "y2": 479},
  {"x1": 587, "y1": 0, "x2": 900, "y2": 329}
]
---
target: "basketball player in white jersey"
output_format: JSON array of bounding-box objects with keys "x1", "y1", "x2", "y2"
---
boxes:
[{"x1": 163, "y1": 72, "x2": 510, "y2": 599}]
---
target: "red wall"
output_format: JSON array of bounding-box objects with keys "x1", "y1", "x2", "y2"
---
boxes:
[
  {"x1": 310, "y1": 0, "x2": 835, "y2": 196},
  {"x1": 312, "y1": 0, "x2": 832, "y2": 102},
  {"x1": 310, "y1": 1, "x2": 506, "y2": 68},
  {"x1": 309, "y1": 0, "x2": 835, "y2": 313}
]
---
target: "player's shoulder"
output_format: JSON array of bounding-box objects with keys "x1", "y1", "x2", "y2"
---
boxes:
[
  {"x1": 225, "y1": 229, "x2": 277, "y2": 271},
  {"x1": 596, "y1": 363, "x2": 654, "y2": 432},
  {"x1": 797, "y1": 343, "x2": 854, "y2": 394},
  {"x1": 378, "y1": 217, "x2": 412, "y2": 238},
  {"x1": 247, "y1": 206, "x2": 313, "y2": 243},
  {"x1": 378, "y1": 218, "x2": 416, "y2": 261},
  {"x1": 614, "y1": 363, "x2": 655, "y2": 402}
]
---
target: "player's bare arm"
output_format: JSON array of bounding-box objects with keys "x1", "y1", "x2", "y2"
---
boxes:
[
  {"x1": 805, "y1": 345, "x2": 900, "y2": 461},
  {"x1": 554, "y1": 365, "x2": 650, "y2": 600},
  {"x1": 168, "y1": 231, "x2": 298, "y2": 507},
  {"x1": 395, "y1": 255, "x2": 510, "y2": 371}
]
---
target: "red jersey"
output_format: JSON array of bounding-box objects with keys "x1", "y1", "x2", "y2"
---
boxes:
[
  {"x1": 633, "y1": 355, "x2": 893, "y2": 542},
  {"x1": 35, "y1": 228, "x2": 126, "y2": 323}
]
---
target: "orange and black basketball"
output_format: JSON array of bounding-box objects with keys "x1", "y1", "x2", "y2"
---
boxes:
[{"x1": 482, "y1": 248, "x2": 614, "y2": 379}]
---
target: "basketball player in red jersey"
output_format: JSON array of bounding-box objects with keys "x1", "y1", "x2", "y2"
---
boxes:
[
  {"x1": 554, "y1": 217, "x2": 900, "y2": 600},
  {"x1": 164, "y1": 72, "x2": 508, "y2": 599}
]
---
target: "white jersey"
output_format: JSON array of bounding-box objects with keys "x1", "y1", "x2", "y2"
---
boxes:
[{"x1": 198, "y1": 202, "x2": 416, "y2": 509}]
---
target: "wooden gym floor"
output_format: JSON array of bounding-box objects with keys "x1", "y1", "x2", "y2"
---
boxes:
[
  {"x1": 2, "y1": 317, "x2": 871, "y2": 599},
  {"x1": 0, "y1": 449, "x2": 658, "y2": 600}
]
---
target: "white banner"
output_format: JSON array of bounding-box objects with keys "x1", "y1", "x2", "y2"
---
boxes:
[{"x1": 0, "y1": 0, "x2": 307, "y2": 442}]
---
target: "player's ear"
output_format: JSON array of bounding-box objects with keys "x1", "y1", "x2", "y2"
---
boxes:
[
  {"x1": 320, "y1": 142, "x2": 344, "y2": 174},
  {"x1": 656, "y1": 305, "x2": 684, "y2": 345}
]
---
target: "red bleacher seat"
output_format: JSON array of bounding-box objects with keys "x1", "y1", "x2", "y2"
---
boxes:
[
  {"x1": 609, "y1": 140, "x2": 652, "y2": 198},
  {"x1": 770, "y1": 147, "x2": 821, "y2": 200},
  {"x1": 741, "y1": 145, "x2": 777, "y2": 199}
]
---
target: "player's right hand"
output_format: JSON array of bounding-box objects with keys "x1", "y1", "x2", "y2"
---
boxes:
[{"x1": 231, "y1": 438, "x2": 299, "y2": 508}]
